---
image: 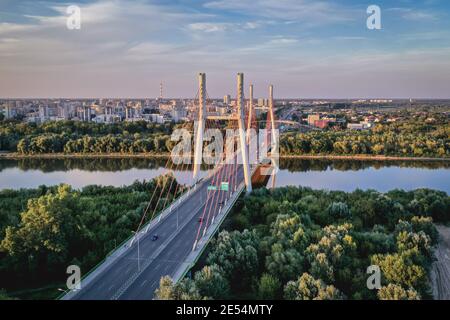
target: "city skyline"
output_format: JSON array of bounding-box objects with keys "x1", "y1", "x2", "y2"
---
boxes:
[{"x1": 1, "y1": 0, "x2": 450, "y2": 99}]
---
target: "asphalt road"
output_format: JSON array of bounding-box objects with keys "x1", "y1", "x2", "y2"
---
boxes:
[{"x1": 72, "y1": 164, "x2": 244, "y2": 300}]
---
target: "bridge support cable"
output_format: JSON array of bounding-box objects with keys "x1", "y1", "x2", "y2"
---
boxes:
[
  {"x1": 159, "y1": 146, "x2": 193, "y2": 232},
  {"x1": 192, "y1": 161, "x2": 221, "y2": 249},
  {"x1": 199, "y1": 118, "x2": 229, "y2": 236},
  {"x1": 132, "y1": 154, "x2": 172, "y2": 245},
  {"x1": 203, "y1": 133, "x2": 230, "y2": 235},
  {"x1": 192, "y1": 119, "x2": 225, "y2": 250},
  {"x1": 212, "y1": 145, "x2": 235, "y2": 224}
]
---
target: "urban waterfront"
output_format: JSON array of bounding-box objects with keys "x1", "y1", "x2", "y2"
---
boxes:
[{"x1": 0, "y1": 158, "x2": 448, "y2": 193}]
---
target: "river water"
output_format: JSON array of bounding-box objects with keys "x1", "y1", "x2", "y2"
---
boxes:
[{"x1": 0, "y1": 158, "x2": 448, "y2": 193}]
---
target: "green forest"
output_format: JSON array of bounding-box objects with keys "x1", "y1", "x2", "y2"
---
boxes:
[
  {"x1": 0, "y1": 115, "x2": 448, "y2": 158},
  {"x1": 156, "y1": 186, "x2": 449, "y2": 300},
  {"x1": 0, "y1": 120, "x2": 178, "y2": 154},
  {"x1": 0, "y1": 175, "x2": 182, "y2": 299},
  {"x1": 281, "y1": 118, "x2": 449, "y2": 158}
]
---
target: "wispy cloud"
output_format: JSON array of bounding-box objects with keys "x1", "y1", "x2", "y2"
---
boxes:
[
  {"x1": 204, "y1": 0, "x2": 357, "y2": 24},
  {"x1": 0, "y1": 0, "x2": 449, "y2": 98},
  {"x1": 387, "y1": 7, "x2": 439, "y2": 21}
]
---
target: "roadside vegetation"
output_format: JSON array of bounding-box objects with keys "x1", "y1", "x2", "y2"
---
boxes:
[
  {"x1": 0, "y1": 175, "x2": 182, "y2": 299},
  {"x1": 156, "y1": 186, "x2": 449, "y2": 300}
]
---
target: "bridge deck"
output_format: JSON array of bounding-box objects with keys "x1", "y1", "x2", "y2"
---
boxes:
[{"x1": 63, "y1": 164, "x2": 245, "y2": 300}]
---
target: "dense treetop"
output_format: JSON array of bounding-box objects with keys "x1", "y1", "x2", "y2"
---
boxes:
[
  {"x1": 0, "y1": 175, "x2": 183, "y2": 298},
  {"x1": 0, "y1": 113, "x2": 448, "y2": 157},
  {"x1": 156, "y1": 186, "x2": 449, "y2": 300}
]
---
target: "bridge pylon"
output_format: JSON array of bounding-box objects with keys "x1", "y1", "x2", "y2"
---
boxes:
[
  {"x1": 269, "y1": 84, "x2": 277, "y2": 150},
  {"x1": 246, "y1": 84, "x2": 254, "y2": 144},
  {"x1": 237, "y1": 73, "x2": 252, "y2": 194},
  {"x1": 193, "y1": 73, "x2": 206, "y2": 181},
  {"x1": 192, "y1": 72, "x2": 255, "y2": 194}
]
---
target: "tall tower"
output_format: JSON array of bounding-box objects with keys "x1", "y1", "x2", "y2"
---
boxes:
[
  {"x1": 269, "y1": 85, "x2": 277, "y2": 148},
  {"x1": 193, "y1": 73, "x2": 206, "y2": 181},
  {"x1": 159, "y1": 81, "x2": 163, "y2": 100},
  {"x1": 246, "y1": 84, "x2": 254, "y2": 143},
  {"x1": 237, "y1": 73, "x2": 252, "y2": 194}
]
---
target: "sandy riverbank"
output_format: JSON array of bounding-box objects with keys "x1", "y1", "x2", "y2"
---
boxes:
[{"x1": 431, "y1": 224, "x2": 450, "y2": 300}]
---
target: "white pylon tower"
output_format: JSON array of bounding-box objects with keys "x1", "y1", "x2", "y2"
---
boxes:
[
  {"x1": 193, "y1": 73, "x2": 206, "y2": 181},
  {"x1": 268, "y1": 85, "x2": 277, "y2": 149},
  {"x1": 237, "y1": 73, "x2": 252, "y2": 193},
  {"x1": 268, "y1": 85, "x2": 278, "y2": 189},
  {"x1": 246, "y1": 84, "x2": 254, "y2": 144}
]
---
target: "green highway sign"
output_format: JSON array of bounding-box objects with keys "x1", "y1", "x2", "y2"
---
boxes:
[
  {"x1": 220, "y1": 182, "x2": 229, "y2": 191},
  {"x1": 207, "y1": 185, "x2": 218, "y2": 191}
]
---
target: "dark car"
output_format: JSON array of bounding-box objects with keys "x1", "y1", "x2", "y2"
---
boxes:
[
  {"x1": 198, "y1": 218, "x2": 203, "y2": 223},
  {"x1": 151, "y1": 234, "x2": 159, "y2": 241}
]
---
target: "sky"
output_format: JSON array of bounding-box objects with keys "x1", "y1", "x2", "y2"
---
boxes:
[{"x1": 0, "y1": 0, "x2": 450, "y2": 99}]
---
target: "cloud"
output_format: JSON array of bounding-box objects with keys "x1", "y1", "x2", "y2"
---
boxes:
[
  {"x1": 188, "y1": 22, "x2": 231, "y2": 32},
  {"x1": 204, "y1": 0, "x2": 356, "y2": 25},
  {"x1": 0, "y1": 22, "x2": 36, "y2": 35},
  {"x1": 187, "y1": 20, "x2": 265, "y2": 33},
  {"x1": 387, "y1": 7, "x2": 439, "y2": 21},
  {"x1": 0, "y1": 0, "x2": 449, "y2": 98},
  {"x1": 268, "y1": 38, "x2": 298, "y2": 45},
  {"x1": 0, "y1": 0, "x2": 207, "y2": 68}
]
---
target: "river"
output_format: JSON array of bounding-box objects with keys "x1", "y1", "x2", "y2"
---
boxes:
[{"x1": 0, "y1": 158, "x2": 448, "y2": 193}]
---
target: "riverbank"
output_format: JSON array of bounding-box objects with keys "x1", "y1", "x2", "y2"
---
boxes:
[
  {"x1": 0, "y1": 152, "x2": 449, "y2": 162},
  {"x1": 282, "y1": 155, "x2": 450, "y2": 162},
  {"x1": 431, "y1": 224, "x2": 450, "y2": 300},
  {"x1": 0, "y1": 152, "x2": 171, "y2": 159}
]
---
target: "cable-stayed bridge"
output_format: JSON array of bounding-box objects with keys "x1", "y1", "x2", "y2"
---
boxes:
[{"x1": 62, "y1": 73, "x2": 277, "y2": 300}]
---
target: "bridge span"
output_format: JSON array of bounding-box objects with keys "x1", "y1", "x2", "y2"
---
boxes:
[
  {"x1": 62, "y1": 163, "x2": 254, "y2": 300},
  {"x1": 62, "y1": 72, "x2": 277, "y2": 300}
]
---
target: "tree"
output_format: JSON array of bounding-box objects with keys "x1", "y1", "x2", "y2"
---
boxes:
[
  {"x1": 0, "y1": 185, "x2": 80, "y2": 273},
  {"x1": 257, "y1": 273, "x2": 281, "y2": 300},
  {"x1": 265, "y1": 243, "x2": 304, "y2": 281},
  {"x1": 396, "y1": 231, "x2": 431, "y2": 257},
  {"x1": 410, "y1": 216, "x2": 439, "y2": 244},
  {"x1": 193, "y1": 265, "x2": 230, "y2": 299},
  {"x1": 284, "y1": 273, "x2": 343, "y2": 300},
  {"x1": 378, "y1": 284, "x2": 420, "y2": 300},
  {"x1": 327, "y1": 202, "x2": 351, "y2": 219},
  {"x1": 154, "y1": 276, "x2": 202, "y2": 300},
  {"x1": 206, "y1": 230, "x2": 259, "y2": 290},
  {"x1": 371, "y1": 250, "x2": 427, "y2": 292},
  {"x1": 270, "y1": 213, "x2": 309, "y2": 249},
  {"x1": 306, "y1": 224, "x2": 356, "y2": 283}
]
